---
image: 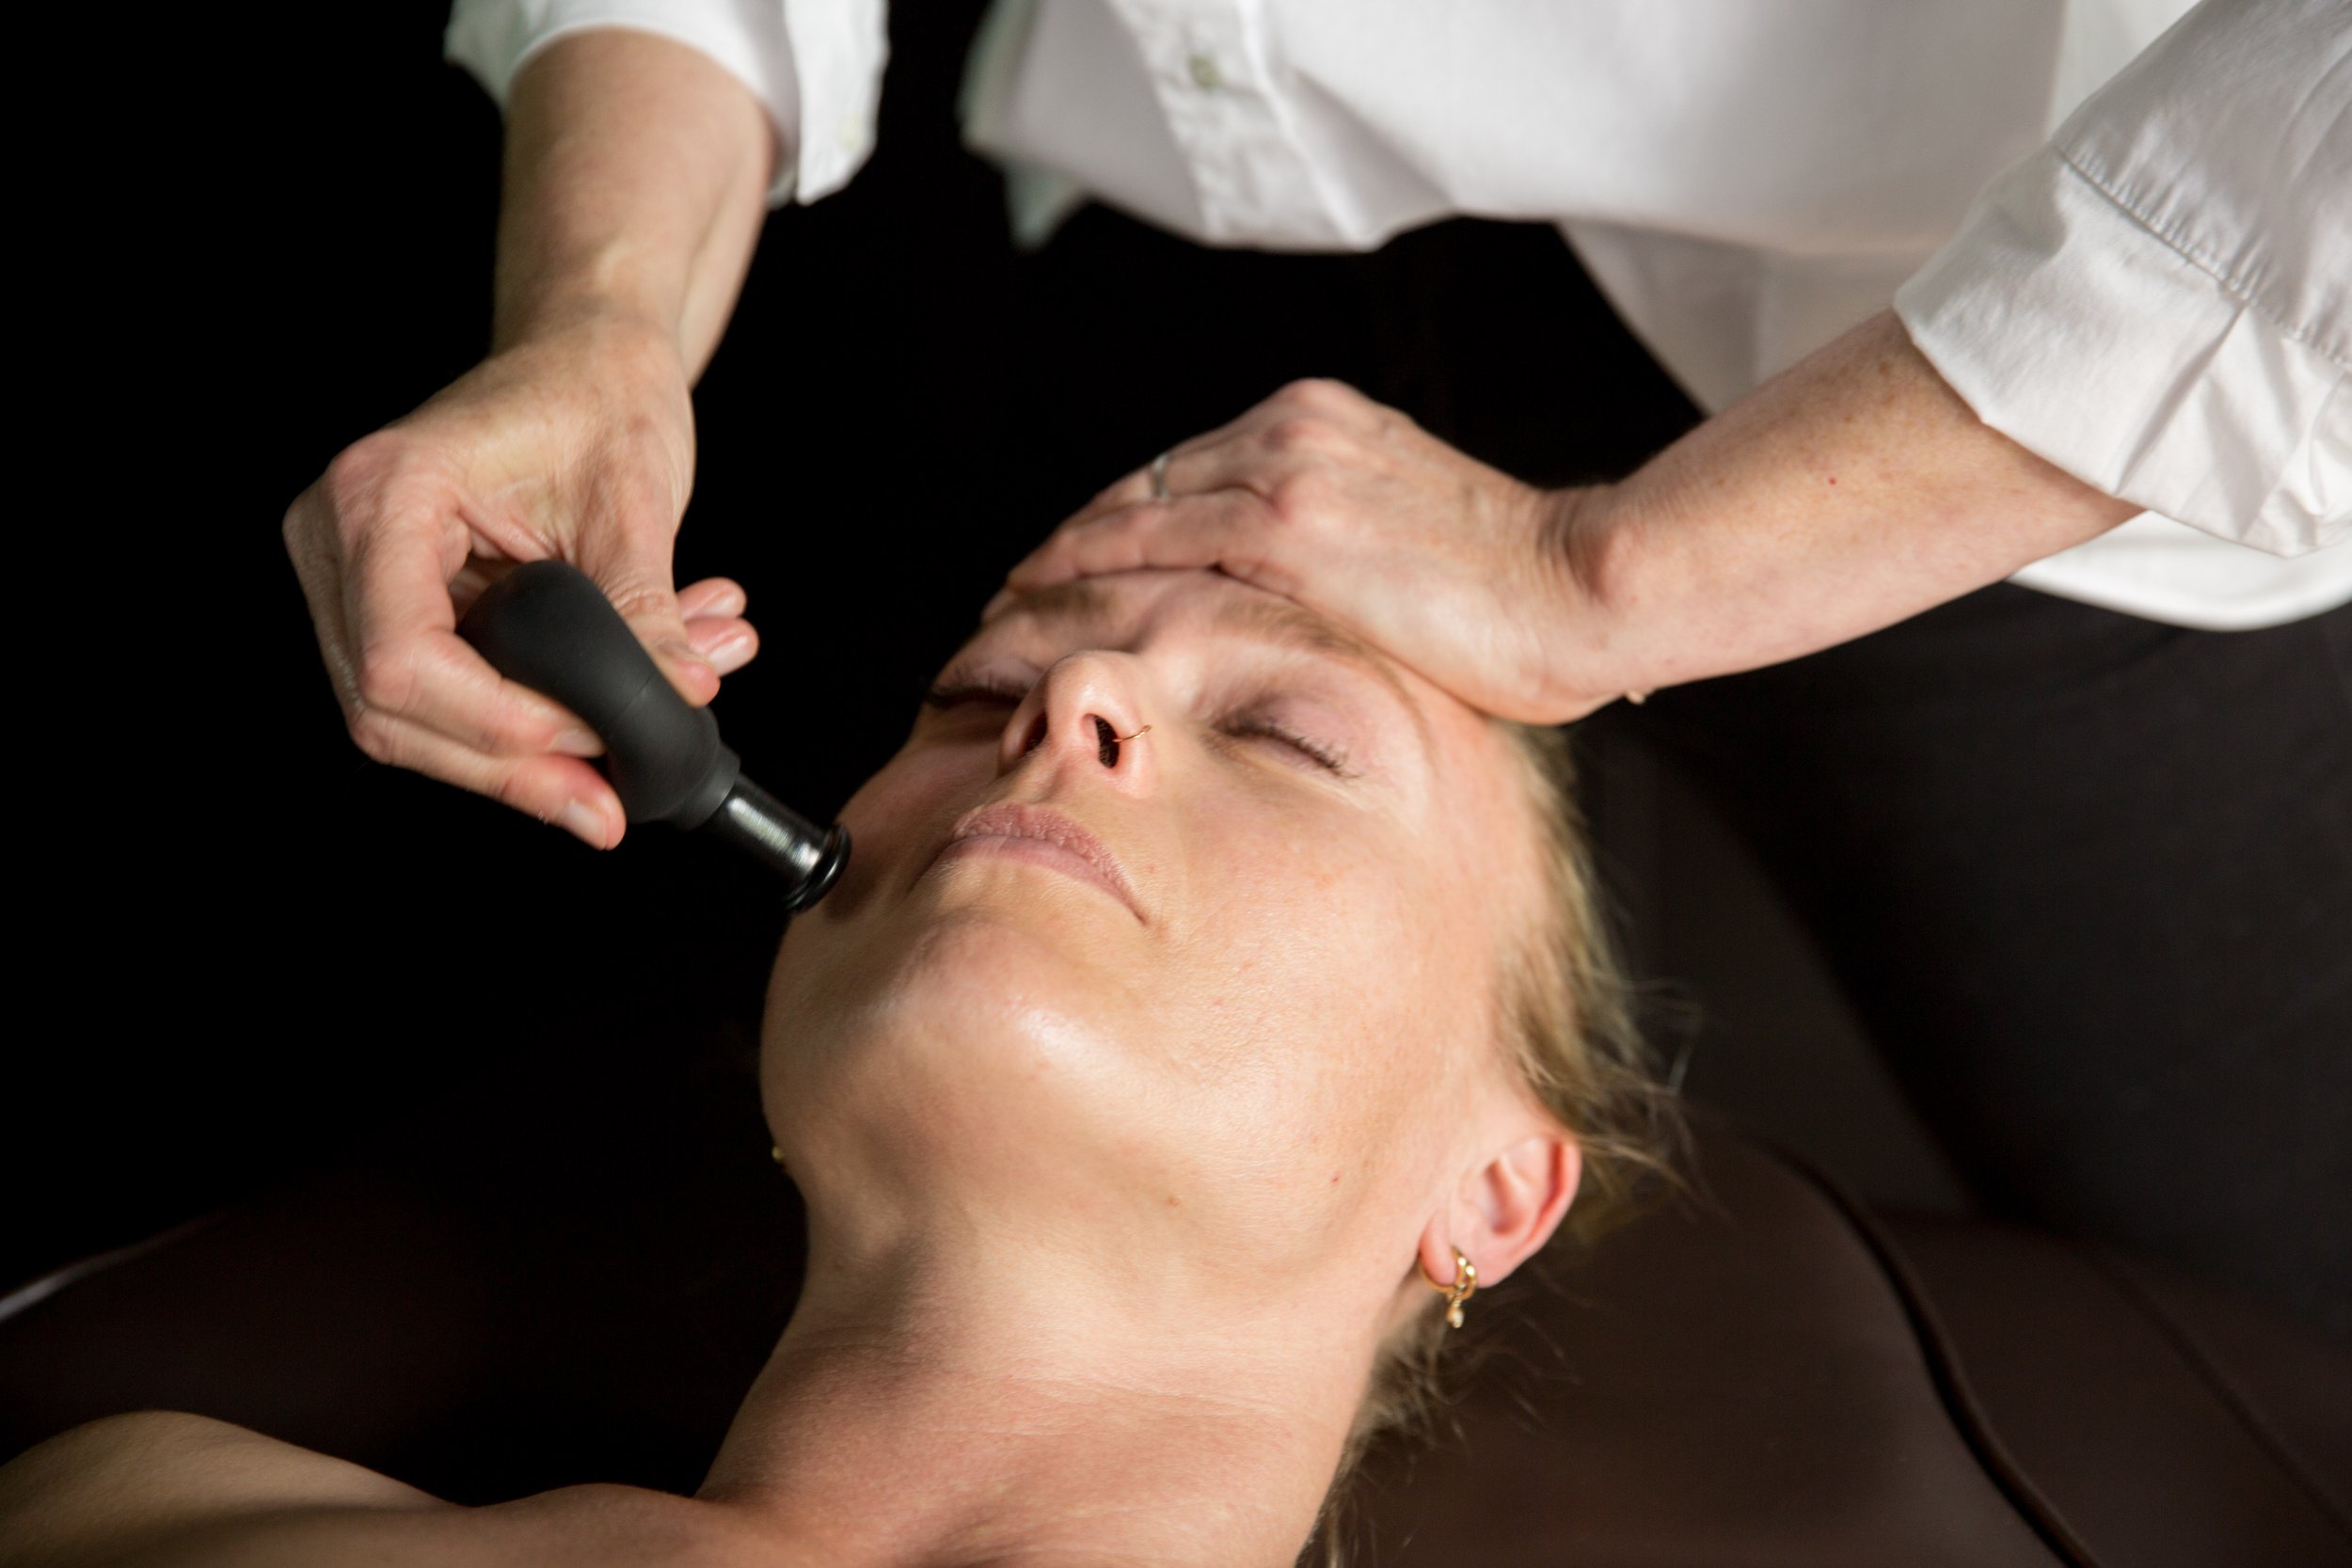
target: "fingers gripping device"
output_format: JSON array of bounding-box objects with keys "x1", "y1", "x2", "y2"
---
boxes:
[{"x1": 458, "y1": 562, "x2": 849, "y2": 912}]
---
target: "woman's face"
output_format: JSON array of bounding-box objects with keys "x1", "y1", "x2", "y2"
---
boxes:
[{"x1": 765, "y1": 570, "x2": 1547, "y2": 1278}]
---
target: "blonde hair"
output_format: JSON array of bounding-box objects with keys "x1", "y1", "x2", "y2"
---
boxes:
[{"x1": 1312, "y1": 721, "x2": 1678, "y2": 1561}]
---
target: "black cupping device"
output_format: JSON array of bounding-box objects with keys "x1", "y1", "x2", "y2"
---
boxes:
[{"x1": 457, "y1": 561, "x2": 849, "y2": 912}]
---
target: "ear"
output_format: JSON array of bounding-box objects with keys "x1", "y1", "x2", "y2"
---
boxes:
[{"x1": 1416, "y1": 1130, "x2": 1580, "y2": 1293}]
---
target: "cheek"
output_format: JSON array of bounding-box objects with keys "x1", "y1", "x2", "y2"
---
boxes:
[
  {"x1": 833, "y1": 745, "x2": 974, "y2": 898},
  {"x1": 1157, "y1": 802, "x2": 1486, "y2": 1160},
  {"x1": 765, "y1": 742, "x2": 986, "y2": 1018}
]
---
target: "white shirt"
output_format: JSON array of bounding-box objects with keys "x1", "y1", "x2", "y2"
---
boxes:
[{"x1": 448, "y1": 0, "x2": 2352, "y2": 630}]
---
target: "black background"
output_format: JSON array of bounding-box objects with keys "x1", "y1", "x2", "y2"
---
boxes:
[{"x1": 9, "y1": 3, "x2": 1698, "y2": 1292}]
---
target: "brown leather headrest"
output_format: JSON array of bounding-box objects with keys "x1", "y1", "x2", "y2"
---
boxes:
[{"x1": 1348, "y1": 1131, "x2": 2352, "y2": 1567}]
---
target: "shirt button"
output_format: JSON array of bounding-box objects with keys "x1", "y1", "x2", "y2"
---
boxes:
[{"x1": 1187, "y1": 51, "x2": 1222, "y2": 90}]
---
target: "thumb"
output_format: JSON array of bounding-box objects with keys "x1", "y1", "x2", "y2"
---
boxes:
[{"x1": 578, "y1": 537, "x2": 721, "y2": 708}]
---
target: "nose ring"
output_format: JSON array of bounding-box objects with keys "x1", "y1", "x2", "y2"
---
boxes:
[{"x1": 1092, "y1": 716, "x2": 1152, "y2": 768}]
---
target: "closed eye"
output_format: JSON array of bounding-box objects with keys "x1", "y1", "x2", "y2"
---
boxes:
[
  {"x1": 926, "y1": 676, "x2": 1351, "y2": 775},
  {"x1": 923, "y1": 675, "x2": 1029, "y2": 710},
  {"x1": 1221, "y1": 715, "x2": 1350, "y2": 775}
]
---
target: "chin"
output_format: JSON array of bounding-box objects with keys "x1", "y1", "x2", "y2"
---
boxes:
[{"x1": 761, "y1": 892, "x2": 1168, "y2": 1204}]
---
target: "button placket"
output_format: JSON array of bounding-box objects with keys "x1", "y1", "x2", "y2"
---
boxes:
[{"x1": 1108, "y1": 0, "x2": 1342, "y2": 246}]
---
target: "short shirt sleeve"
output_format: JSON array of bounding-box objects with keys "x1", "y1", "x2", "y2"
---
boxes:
[{"x1": 444, "y1": 0, "x2": 888, "y2": 206}]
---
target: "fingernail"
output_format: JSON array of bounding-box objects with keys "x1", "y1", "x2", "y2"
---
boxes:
[
  {"x1": 688, "y1": 615, "x2": 747, "y2": 656},
  {"x1": 553, "y1": 726, "x2": 602, "y2": 757},
  {"x1": 705, "y1": 631, "x2": 755, "y2": 674},
  {"x1": 559, "y1": 800, "x2": 611, "y2": 848}
]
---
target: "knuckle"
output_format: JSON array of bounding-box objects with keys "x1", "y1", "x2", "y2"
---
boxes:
[
  {"x1": 487, "y1": 768, "x2": 547, "y2": 819},
  {"x1": 352, "y1": 640, "x2": 424, "y2": 716},
  {"x1": 602, "y1": 578, "x2": 679, "y2": 630},
  {"x1": 279, "y1": 491, "x2": 312, "y2": 551},
  {"x1": 473, "y1": 702, "x2": 539, "y2": 753},
  {"x1": 346, "y1": 706, "x2": 404, "y2": 765},
  {"x1": 281, "y1": 496, "x2": 332, "y2": 584},
  {"x1": 1275, "y1": 376, "x2": 1354, "y2": 413},
  {"x1": 324, "y1": 434, "x2": 456, "y2": 550},
  {"x1": 322, "y1": 433, "x2": 403, "y2": 514},
  {"x1": 1269, "y1": 469, "x2": 1333, "y2": 521},
  {"x1": 1263, "y1": 415, "x2": 1340, "y2": 458}
]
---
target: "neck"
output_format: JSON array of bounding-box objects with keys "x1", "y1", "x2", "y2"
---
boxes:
[{"x1": 698, "y1": 1206, "x2": 1377, "y2": 1568}]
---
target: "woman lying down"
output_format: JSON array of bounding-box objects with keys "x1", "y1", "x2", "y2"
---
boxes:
[{"x1": 1, "y1": 567, "x2": 1668, "y2": 1568}]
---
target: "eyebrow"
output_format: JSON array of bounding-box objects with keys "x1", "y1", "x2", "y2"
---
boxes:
[
  {"x1": 982, "y1": 578, "x2": 1119, "y2": 636},
  {"x1": 1208, "y1": 594, "x2": 1429, "y2": 744}
]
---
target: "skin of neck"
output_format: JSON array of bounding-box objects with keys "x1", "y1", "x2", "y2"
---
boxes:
[{"x1": 697, "y1": 1185, "x2": 1397, "y2": 1568}]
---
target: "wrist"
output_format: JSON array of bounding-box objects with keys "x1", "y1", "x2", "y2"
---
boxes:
[
  {"x1": 492, "y1": 274, "x2": 681, "y2": 360},
  {"x1": 492, "y1": 298, "x2": 689, "y2": 402},
  {"x1": 410, "y1": 305, "x2": 693, "y2": 484},
  {"x1": 1534, "y1": 482, "x2": 1656, "y2": 717}
]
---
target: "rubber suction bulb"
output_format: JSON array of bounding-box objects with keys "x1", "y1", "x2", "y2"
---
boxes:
[{"x1": 457, "y1": 561, "x2": 739, "y2": 829}]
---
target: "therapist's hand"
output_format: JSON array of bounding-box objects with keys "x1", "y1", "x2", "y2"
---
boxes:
[
  {"x1": 283, "y1": 27, "x2": 778, "y2": 847},
  {"x1": 281, "y1": 311, "x2": 758, "y2": 847},
  {"x1": 1007, "y1": 317, "x2": 2137, "y2": 719},
  {"x1": 1003, "y1": 379, "x2": 1605, "y2": 722}
]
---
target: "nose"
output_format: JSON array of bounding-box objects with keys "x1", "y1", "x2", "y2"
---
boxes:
[{"x1": 999, "y1": 653, "x2": 1155, "y2": 787}]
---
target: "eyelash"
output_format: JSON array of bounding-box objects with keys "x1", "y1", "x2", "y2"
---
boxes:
[
  {"x1": 923, "y1": 680, "x2": 1349, "y2": 775},
  {"x1": 1218, "y1": 716, "x2": 1348, "y2": 774},
  {"x1": 923, "y1": 678, "x2": 1027, "y2": 709}
]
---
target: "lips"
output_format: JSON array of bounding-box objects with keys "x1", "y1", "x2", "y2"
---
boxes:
[{"x1": 933, "y1": 801, "x2": 1143, "y2": 920}]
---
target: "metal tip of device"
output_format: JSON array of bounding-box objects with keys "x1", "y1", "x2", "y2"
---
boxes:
[
  {"x1": 702, "y1": 777, "x2": 852, "y2": 913},
  {"x1": 782, "y1": 826, "x2": 850, "y2": 914}
]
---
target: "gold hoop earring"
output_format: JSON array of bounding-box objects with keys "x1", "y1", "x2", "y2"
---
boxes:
[{"x1": 1418, "y1": 1245, "x2": 1479, "y2": 1329}]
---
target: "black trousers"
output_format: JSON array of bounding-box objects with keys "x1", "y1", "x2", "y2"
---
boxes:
[{"x1": 1628, "y1": 589, "x2": 2352, "y2": 1338}]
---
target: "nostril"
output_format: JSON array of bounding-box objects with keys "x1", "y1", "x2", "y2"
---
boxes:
[
  {"x1": 1093, "y1": 716, "x2": 1120, "y2": 768},
  {"x1": 1017, "y1": 711, "x2": 1048, "y2": 756}
]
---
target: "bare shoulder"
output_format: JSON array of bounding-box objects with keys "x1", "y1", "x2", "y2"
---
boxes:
[
  {"x1": 0, "y1": 1410, "x2": 437, "y2": 1566},
  {"x1": 0, "y1": 1413, "x2": 780, "y2": 1568}
]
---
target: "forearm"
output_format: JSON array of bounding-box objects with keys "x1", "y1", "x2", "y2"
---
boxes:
[
  {"x1": 1554, "y1": 311, "x2": 2137, "y2": 706},
  {"x1": 490, "y1": 28, "x2": 776, "y2": 375}
]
